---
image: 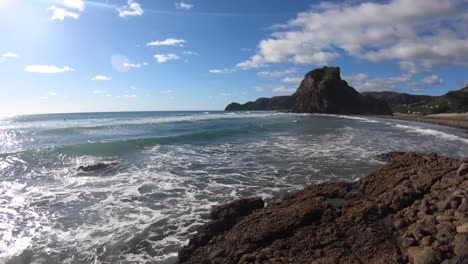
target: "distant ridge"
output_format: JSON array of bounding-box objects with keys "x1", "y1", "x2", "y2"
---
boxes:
[
  {"x1": 225, "y1": 66, "x2": 392, "y2": 115},
  {"x1": 364, "y1": 86, "x2": 468, "y2": 114}
]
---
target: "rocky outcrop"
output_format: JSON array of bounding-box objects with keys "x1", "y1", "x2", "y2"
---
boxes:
[
  {"x1": 225, "y1": 96, "x2": 296, "y2": 111},
  {"x1": 225, "y1": 67, "x2": 392, "y2": 115},
  {"x1": 179, "y1": 152, "x2": 468, "y2": 263},
  {"x1": 293, "y1": 67, "x2": 392, "y2": 115}
]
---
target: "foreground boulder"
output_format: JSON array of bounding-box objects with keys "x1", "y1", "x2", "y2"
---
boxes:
[{"x1": 179, "y1": 152, "x2": 468, "y2": 263}]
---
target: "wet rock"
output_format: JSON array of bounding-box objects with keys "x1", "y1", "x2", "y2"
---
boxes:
[
  {"x1": 457, "y1": 163, "x2": 468, "y2": 176},
  {"x1": 77, "y1": 162, "x2": 118, "y2": 172},
  {"x1": 178, "y1": 153, "x2": 467, "y2": 264}
]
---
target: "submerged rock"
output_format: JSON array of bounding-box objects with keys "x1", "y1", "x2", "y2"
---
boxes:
[
  {"x1": 77, "y1": 162, "x2": 118, "y2": 172},
  {"x1": 178, "y1": 153, "x2": 468, "y2": 263}
]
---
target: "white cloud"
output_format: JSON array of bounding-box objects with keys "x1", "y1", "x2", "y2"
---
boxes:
[
  {"x1": 2, "y1": 53, "x2": 17, "y2": 58},
  {"x1": 183, "y1": 51, "x2": 200, "y2": 56},
  {"x1": 175, "y1": 2, "x2": 193, "y2": 10},
  {"x1": 154, "y1": 54, "x2": 180, "y2": 63},
  {"x1": 257, "y1": 69, "x2": 296, "y2": 78},
  {"x1": 238, "y1": 0, "x2": 468, "y2": 69},
  {"x1": 118, "y1": 0, "x2": 143, "y2": 18},
  {"x1": 24, "y1": 65, "x2": 74, "y2": 74},
  {"x1": 209, "y1": 68, "x2": 232, "y2": 74},
  {"x1": 255, "y1": 86, "x2": 265, "y2": 92},
  {"x1": 160, "y1": 90, "x2": 173, "y2": 94},
  {"x1": 146, "y1": 38, "x2": 186, "y2": 47},
  {"x1": 281, "y1": 77, "x2": 303, "y2": 84},
  {"x1": 125, "y1": 94, "x2": 137, "y2": 98},
  {"x1": 130, "y1": 86, "x2": 137, "y2": 90},
  {"x1": 92, "y1": 90, "x2": 106, "y2": 94},
  {"x1": 423, "y1": 75, "x2": 445, "y2": 85},
  {"x1": 92, "y1": 75, "x2": 110, "y2": 81},
  {"x1": 63, "y1": 0, "x2": 85, "y2": 11},
  {"x1": 273, "y1": 86, "x2": 296, "y2": 94},
  {"x1": 48, "y1": 6, "x2": 80, "y2": 20},
  {"x1": 343, "y1": 73, "x2": 411, "y2": 92},
  {"x1": 48, "y1": 91, "x2": 57, "y2": 96},
  {"x1": 123, "y1": 62, "x2": 141, "y2": 69}
]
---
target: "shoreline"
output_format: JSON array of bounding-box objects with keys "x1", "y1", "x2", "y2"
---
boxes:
[
  {"x1": 376, "y1": 114, "x2": 468, "y2": 132},
  {"x1": 178, "y1": 152, "x2": 468, "y2": 263}
]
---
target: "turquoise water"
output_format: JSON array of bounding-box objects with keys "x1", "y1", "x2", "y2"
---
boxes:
[{"x1": 0, "y1": 111, "x2": 467, "y2": 263}]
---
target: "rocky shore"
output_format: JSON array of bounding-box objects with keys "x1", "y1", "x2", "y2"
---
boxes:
[{"x1": 178, "y1": 152, "x2": 468, "y2": 263}]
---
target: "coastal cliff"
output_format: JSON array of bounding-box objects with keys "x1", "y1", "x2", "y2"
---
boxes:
[
  {"x1": 225, "y1": 67, "x2": 392, "y2": 115},
  {"x1": 179, "y1": 152, "x2": 468, "y2": 263}
]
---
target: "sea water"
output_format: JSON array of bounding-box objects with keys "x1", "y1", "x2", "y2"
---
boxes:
[{"x1": 0, "y1": 111, "x2": 467, "y2": 263}]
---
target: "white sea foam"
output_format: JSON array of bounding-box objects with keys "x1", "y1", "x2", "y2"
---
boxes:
[{"x1": 394, "y1": 124, "x2": 468, "y2": 144}]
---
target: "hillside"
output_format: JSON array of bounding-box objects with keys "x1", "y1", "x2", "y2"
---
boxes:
[
  {"x1": 364, "y1": 87, "x2": 468, "y2": 115},
  {"x1": 226, "y1": 67, "x2": 392, "y2": 115}
]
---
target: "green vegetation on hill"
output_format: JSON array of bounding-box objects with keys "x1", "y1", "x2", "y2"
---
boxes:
[{"x1": 363, "y1": 87, "x2": 468, "y2": 115}]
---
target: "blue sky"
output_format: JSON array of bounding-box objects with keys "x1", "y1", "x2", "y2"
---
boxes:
[{"x1": 0, "y1": 0, "x2": 467, "y2": 115}]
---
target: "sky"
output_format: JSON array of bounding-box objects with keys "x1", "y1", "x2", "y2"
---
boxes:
[{"x1": 0, "y1": 0, "x2": 467, "y2": 115}]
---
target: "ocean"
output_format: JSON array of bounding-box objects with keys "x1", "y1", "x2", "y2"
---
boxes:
[{"x1": 0, "y1": 111, "x2": 467, "y2": 263}]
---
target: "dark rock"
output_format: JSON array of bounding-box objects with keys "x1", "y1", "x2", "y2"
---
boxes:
[
  {"x1": 225, "y1": 66, "x2": 393, "y2": 115},
  {"x1": 375, "y1": 151, "x2": 408, "y2": 162},
  {"x1": 293, "y1": 67, "x2": 392, "y2": 115},
  {"x1": 179, "y1": 152, "x2": 467, "y2": 264},
  {"x1": 457, "y1": 163, "x2": 468, "y2": 176},
  {"x1": 77, "y1": 162, "x2": 118, "y2": 172},
  {"x1": 178, "y1": 197, "x2": 264, "y2": 263},
  {"x1": 225, "y1": 96, "x2": 296, "y2": 111}
]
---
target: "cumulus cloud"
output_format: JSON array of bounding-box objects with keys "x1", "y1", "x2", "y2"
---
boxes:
[
  {"x1": 110, "y1": 55, "x2": 142, "y2": 72},
  {"x1": 343, "y1": 73, "x2": 412, "y2": 92},
  {"x1": 281, "y1": 77, "x2": 303, "y2": 84},
  {"x1": 237, "y1": 0, "x2": 468, "y2": 69},
  {"x1": 273, "y1": 86, "x2": 296, "y2": 94},
  {"x1": 24, "y1": 65, "x2": 74, "y2": 74},
  {"x1": 48, "y1": 6, "x2": 80, "y2": 20},
  {"x1": 63, "y1": 0, "x2": 85, "y2": 11},
  {"x1": 154, "y1": 54, "x2": 180, "y2": 63},
  {"x1": 257, "y1": 69, "x2": 296, "y2": 78},
  {"x1": 119, "y1": 0, "x2": 143, "y2": 18},
  {"x1": 423, "y1": 75, "x2": 445, "y2": 85},
  {"x1": 175, "y1": 2, "x2": 194, "y2": 10},
  {"x1": 92, "y1": 75, "x2": 110, "y2": 81},
  {"x1": 146, "y1": 38, "x2": 186, "y2": 47}
]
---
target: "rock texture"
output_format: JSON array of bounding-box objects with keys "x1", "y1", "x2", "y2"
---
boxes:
[
  {"x1": 179, "y1": 153, "x2": 468, "y2": 264},
  {"x1": 293, "y1": 67, "x2": 392, "y2": 115},
  {"x1": 225, "y1": 67, "x2": 392, "y2": 115}
]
